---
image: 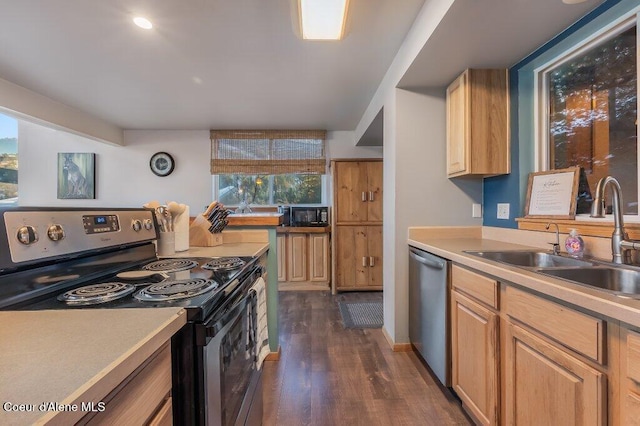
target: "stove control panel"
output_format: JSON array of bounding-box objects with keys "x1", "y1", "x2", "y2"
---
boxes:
[
  {"x1": 3, "y1": 209, "x2": 158, "y2": 264},
  {"x1": 83, "y1": 214, "x2": 119, "y2": 234}
]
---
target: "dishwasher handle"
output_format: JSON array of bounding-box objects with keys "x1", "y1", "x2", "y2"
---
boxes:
[{"x1": 409, "y1": 248, "x2": 445, "y2": 270}]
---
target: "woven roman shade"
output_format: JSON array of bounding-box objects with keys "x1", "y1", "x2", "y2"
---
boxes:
[{"x1": 210, "y1": 130, "x2": 327, "y2": 175}]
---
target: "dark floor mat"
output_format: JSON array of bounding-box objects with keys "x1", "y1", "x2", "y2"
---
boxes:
[{"x1": 338, "y1": 301, "x2": 383, "y2": 328}]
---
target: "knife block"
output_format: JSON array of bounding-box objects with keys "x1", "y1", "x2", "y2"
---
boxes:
[{"x1": 189, "y1": 215, "x2": 223, "y2": 247}]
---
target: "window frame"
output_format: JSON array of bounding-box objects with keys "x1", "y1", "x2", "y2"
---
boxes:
[{"x1": 534, "y1": 10, "x2": 640, "y2": 217}]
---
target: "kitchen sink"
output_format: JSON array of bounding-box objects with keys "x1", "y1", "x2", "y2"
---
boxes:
[
  {"x1": 466, "y1": 250, "x2": 640, "y2": 298},
  {"x1": 465, "y1": 250, "x2": 595, "y2": 268},
  {"x1": 537, "y1": 267, "x2": 640, "y2": 298}
]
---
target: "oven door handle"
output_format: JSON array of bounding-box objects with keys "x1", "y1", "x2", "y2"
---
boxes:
[{"x1": 205, "y1": 297, "x2": 248, "y2": 339}]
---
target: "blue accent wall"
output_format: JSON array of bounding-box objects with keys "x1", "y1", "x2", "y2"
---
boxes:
[{"x1": 483, "y1": 0, "x2": 629, "y2": 228}]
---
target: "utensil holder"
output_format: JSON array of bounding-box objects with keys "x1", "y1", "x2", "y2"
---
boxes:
[{"x1": 157, "y1": 231, "x2": 176, "y2": 256}]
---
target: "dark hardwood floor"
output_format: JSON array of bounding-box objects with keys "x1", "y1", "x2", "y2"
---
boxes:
[{"x1": 262, "y1": 291, "x2": 472, "y2": 425}]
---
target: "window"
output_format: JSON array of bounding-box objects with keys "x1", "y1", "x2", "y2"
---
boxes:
[
  {"x1": 211, "y1": 130, "x2": 327, "y2": 206},
  {"x1": 216, "y1": 174, "x2": 324, "y2": 205},
  {"x1": 539, "y1": 17, "x2": 638, "y2": 215},
  {"x1": 0, "y1": 113, "x2": 18, "y2": 204}
]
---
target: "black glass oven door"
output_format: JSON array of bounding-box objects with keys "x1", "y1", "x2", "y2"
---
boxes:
[{"x1": 203, "y1": 297, "x2": 255, "y2": 426}]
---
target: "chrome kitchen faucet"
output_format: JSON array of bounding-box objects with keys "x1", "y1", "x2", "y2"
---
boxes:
[
  {"x1": 590, "y1": 176, "x2": 640, "y2": 264},
  {"x1": 545, "y1": 222, "x2": 560, "y2": 255}
]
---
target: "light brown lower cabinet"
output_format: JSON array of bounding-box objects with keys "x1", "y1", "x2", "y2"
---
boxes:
[
  {"x1": 148, "y1": 397, "x2": 173, "y2": 426},
  {"x1": 308, "y1": 233, "x2": 330, "y2": 282},
  {"x1": 451, "y1": 290, "x2": 499, "y2": 426},
  {"x1": 448, "y1": 263, "x2": 618, "y2": 426},
  {"x1": 334, "y1": 225, "x2": 382, "y2": 291},
  {"x1": 276, "y1": 234, "x2": 287, "y2": 282},
  {"x1": 82, "y1": 342, "x2": 173, "y2": 425},
  {"x1": 277, "y1": 232, "x2": 330, "y2": 286},
  {"x1": 504, "y1": 323, "x2": 605, "y2": 425},
  {"x1": 287, "y1": 233, "x2": 308, "y2": 282},
  {"x1": 623, "y1": 328, "x2": 640, "y2": 425}
]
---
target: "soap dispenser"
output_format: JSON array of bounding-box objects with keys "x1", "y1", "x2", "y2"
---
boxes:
[{"x1": 565, "y1": 229, "x2": 585, "y2": 258}]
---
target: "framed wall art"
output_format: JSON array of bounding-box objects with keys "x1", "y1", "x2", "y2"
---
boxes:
[
  {"x1": 524, "y1": 166, "x2": 580, "y2": 219},
  {"x1": 57, "y1": 153, "x2": 96, "y2": 199}
]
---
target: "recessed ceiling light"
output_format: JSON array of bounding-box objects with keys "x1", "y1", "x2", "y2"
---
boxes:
[
  {"x1": 133, "y1": 17, "x2": 153, "y2": 30},
  {"x1": 299, "y1": 0, "x2": 349, "y2": 40},
  {"x1": 562, "y1": 0, "x2": 588, "y2": 4}
]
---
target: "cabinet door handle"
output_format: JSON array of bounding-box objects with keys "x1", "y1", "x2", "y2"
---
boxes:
[
  {"x1": 362, "y1": 257, "x2": 367, "y2": 267},
  {"x1": 362, "y1": 191, "x2": 367, "y2": 202},
  {"x1": 369, "y1": 191, "x2": 374, "y2": 202},
  {"x1": 369, "y1": 256, "x2": 375, "y2": 267}
]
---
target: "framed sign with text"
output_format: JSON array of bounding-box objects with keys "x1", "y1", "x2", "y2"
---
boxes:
[{"x1": 524, "y1": 167, "x2": 580, "y2": 219}]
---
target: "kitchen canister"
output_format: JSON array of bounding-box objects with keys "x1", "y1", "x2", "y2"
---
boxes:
[{"x1": 174, "y1": 204, "x2": 190, "y2": 252}]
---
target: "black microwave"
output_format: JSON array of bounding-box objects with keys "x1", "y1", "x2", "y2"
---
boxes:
[{"x1": 289, "y1": 207, "x2": 329, "y2": 227}]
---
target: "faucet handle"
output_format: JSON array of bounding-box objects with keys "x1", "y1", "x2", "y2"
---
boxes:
[{"x1": 548, "y1": 242, "x2": 560, "y2": 255}]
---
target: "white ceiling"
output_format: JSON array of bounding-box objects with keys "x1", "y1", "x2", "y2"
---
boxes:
[
  {"x1": 0, "y1": 0, "x2": 606, "y2": 133},
  {"x1": 399, "y1": 0, "x2": 606, "y2": 89}
]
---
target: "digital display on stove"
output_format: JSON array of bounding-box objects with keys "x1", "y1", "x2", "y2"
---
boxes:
[{"x1": 83, "y1": 215, "x2": 120, "y2": 234}]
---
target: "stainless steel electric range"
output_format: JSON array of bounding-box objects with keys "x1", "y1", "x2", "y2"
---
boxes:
[{"x1": 0, "y1": 207, "x2": 263, "y2": 426}]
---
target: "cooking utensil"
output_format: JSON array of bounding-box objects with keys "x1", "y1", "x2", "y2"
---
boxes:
[
  {"x1": 143, "y1": 200, "x2": 161, "y2": 210},
  {"x1": 167, "y1": 201, "x2": 186, "y2": 216},
  {"x1": 155, "y1": 206, "x2": 172, "y2": 232}
]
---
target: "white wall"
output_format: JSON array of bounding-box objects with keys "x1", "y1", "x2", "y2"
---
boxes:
[
  {"x1": 326, "y1": 131, "x2": 382, "y2": 159},
  {"x1": 354, "y1": 0, "x2": 455, "y2": 142},
  {"x1": 18, "y1": 125, "x2": 380, "y2": 211},
  {"x1": 385, "y1": 88, "x2": 482, "y2": 343},
  {"x1": 19, "y1": 124, "x2": 211, "y2": 210},
  {"x1": 351, "y1": 0, "x2": 478, "y2": 345}
]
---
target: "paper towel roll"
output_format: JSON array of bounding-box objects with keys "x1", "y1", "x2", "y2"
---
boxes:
[{"x1": 174, "y1": 205, "x2": 190, "y2": 252}]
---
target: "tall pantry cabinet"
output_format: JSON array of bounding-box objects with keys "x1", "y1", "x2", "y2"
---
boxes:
[{"x1": 331, "y1": 159, "x2": 383, "y2": 293}]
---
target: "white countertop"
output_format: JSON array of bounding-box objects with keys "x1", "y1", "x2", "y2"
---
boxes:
[{"x1": 0, "y1": 308, "x2": 186, "y2": 426}]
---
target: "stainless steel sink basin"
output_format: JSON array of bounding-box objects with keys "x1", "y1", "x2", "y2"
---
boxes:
[
  {"x1": 465, "y1": 250, "x2": 594, "y2": 268},
  {"x1": 537, "y1": 267, "x2": 640, "y2": 298}
]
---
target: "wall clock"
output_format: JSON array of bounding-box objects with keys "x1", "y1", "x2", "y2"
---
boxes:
[{"x1": 149, "y1": 152, "x2": 175, "y2": 177}]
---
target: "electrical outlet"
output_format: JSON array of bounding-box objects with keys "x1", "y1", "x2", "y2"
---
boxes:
[
  {"x1": 472, "y1": 203, "x2": 482, "y2": 218},
  {"x1": 497, "y1": 203, "x2": 510, "y2": 220}
]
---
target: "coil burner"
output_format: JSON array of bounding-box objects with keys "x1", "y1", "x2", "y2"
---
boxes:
[
  {"x1": 142, "y1": 259, "x2": 199, "y2": 273},
  {"x1": 134, "y1": 278, "x2": 219, "y2": 302},
  {"x1": 202, "y1": 257, "x2": 246, "y2": 272},
  {"x1": 58, "y1": 282, "x2": 136, "y2": 306}
]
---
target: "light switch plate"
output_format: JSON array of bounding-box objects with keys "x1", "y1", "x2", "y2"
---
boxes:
[
  {"x1": 497, "y1": 203, "x2": 510, "y2": 220},
  {"x1": 472, "y1": 203, "x2": 482, "y2": 218}
]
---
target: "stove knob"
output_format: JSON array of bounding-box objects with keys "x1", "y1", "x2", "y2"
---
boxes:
[
  {"x1": 132, "y1": 219, "x2": 142, "y2": 232},
  {"x1": 47, "y1": 224, "x2": 65, "y2": 241},
  {"x1": 143, "y1": 219, "x2": 153, "y2": 231},
  {"x1": 17, "y1": 226, "x2": 39, "y2": 245}
]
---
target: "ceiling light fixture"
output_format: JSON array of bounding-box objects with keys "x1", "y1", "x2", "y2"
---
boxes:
[
  {"x1": 299, "y1": 0, "x2": 349, "y2": 40},
  {"x1": 562, "y1": 0, "x2": 588, "y2": 4},
  {"x1": 133, "y1": 17, "x2": 153, "y2": 30}
]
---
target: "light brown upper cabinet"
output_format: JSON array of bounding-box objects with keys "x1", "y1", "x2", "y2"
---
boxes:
[
  {"x1": 446, "y1": 69, "x2": 510, "y2": 178},
  {"x1": 333, "y1": 160, "x2": 383, "y2": 224}
]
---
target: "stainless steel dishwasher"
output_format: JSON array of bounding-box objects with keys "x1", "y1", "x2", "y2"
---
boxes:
[{"x1": 409, "y1": 246, "x2": 449, "y2": 386}]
